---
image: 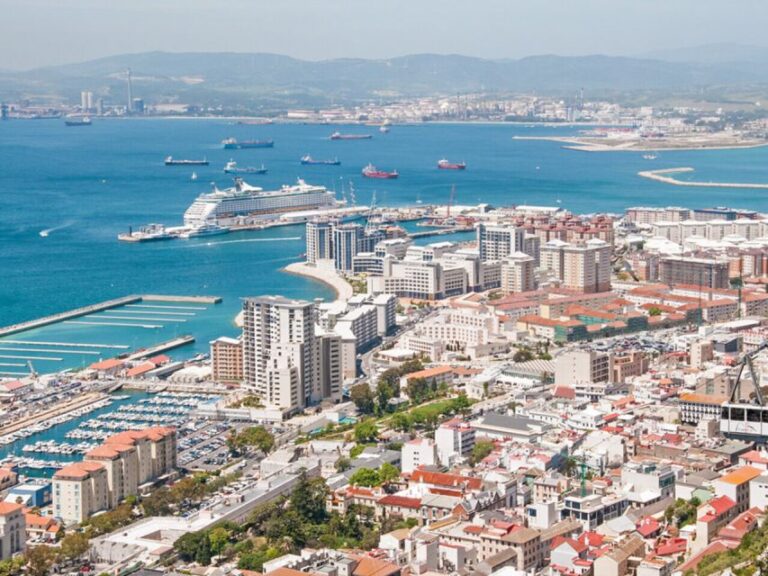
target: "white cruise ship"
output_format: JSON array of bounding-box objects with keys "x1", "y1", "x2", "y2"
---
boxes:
[{"x1": 183, "y1": 178, "x2": 341, "y2": 227}]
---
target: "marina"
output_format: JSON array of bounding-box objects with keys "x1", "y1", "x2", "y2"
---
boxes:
[{"x1": 0, "y1": 391, "x2": 223, "y2": 474}]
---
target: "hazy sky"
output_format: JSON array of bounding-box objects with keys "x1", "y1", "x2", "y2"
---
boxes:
[{"x1": 2, "y1": 0, "x2": 767, "y2": 69}]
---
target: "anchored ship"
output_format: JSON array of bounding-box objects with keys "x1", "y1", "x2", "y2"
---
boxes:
[
  {"x1": 165, "y1": 156, "x2": 209, "y2": 166},
  {"x1": 183, "y1": 178, "x2": 341, "y2": 227},
  {"x1": 330, "y1": 132, "x2": 372, "y2": 140},
  {"x1": 65, "y1": 116, "x2": 92, "y2": 127},
  {"x1": 362, "y1": 164, "x2": 398, "y2": 179},
  {"x1": 437, "y1": 159, "x2": 467, "y2": 170},
  {"x1": 301, "y1": 155, "x2": 341, "y2": 166},
  {"x1": 224, "y1": 160, "x2": 267, "y2": 174},
  {"x1": 222, "y1": 137, "x2": 274, "y2": 149}
]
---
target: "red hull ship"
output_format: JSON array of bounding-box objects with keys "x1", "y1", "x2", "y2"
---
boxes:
[
  {"x1": 437, "y1": 159, "x2": 466, "y2": 170},
  {"x1": 362, "y1": 163, "x2": 398, "y2": 179}
]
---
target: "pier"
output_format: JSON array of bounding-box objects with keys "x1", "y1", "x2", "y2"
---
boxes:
[
  {"x1": 142, "y1": 295, "x2": 222, "y2": 304},
  {"x1": 638, "y1": 167, "x2": 768, "y2": 189},
  {"x1": 123, "y1": 335, "x2": 196, "y2": 361},
  {"x1": 408, "y1": 226, "x2": 475, "y2": 239},
  {"x1": 0, "y1": 294, "x2": 222, "y2": 339},
  {"x1": 0, "y1": 295, "x2": 142, "y2": 338}
]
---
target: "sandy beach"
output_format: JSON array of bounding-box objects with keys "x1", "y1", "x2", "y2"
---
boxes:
[{"x1": 283, "y1": 262, "x2": 354, "y2": 301}]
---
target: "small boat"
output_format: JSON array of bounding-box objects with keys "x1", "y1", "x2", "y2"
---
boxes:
[
  {"x1": 379, "y1": 125, "x2": 390, "y2": 134},
  {"x1": 180, "y1": 224, "x2": 230, "y2": 239},
  {"x1": 65, "y1": 116, "x2": 92, "y2": 127},
  {"x1": 222, "y1": 137, "x2": 274, "y2": 149},
  {"x1": 117, "y1": 224, "x2": 175, "y2": 243},
  {"x1": 362, "y1": 163, "x2": 398, "y2": 179},
  {"x1": 165, "y1": 156, "x2": 209, "y2": 166},
  {"x1": 330, "y1": 132, "x2": 373, "y2": 140},
  {"x1": 224, "y1": 160, "x2": 267, "y2": 174},
  {"x1": 39, "y1": 230, "x2": 49, "y2": 238},
  {"x1": 437, "y1": 159, "x2": 466, "y2": 170},
  {"x1": 301, "y1": 155, "x2": 341, "y2": 166},
  {"x1": 643, "y1": 154, "x2": 658, "y2": 160},
  {"x1": 191, "y1": 172, "x2": 198, "y2": 181}
]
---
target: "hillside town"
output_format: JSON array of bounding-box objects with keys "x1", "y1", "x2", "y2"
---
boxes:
[{"x1": 4, "y1": 200, "x2": 768, "y2": 576}]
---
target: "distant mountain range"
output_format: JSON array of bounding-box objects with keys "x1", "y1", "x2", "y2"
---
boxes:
[{"x1": 3, "y1": 47, "x2": 768, "y2": 110}]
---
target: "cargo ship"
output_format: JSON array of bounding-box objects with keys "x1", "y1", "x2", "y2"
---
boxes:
[
  {"x1": 224, "y1": 160, "x2": 267, "y2": 174},
  {"x1": 65, "y1": 116, "x2": 92, "y2": 127},
  {"x1": 183, "y1": 178, "x2": 341, "y2": 227},
  {"x1": 362, "y1": 164, "x2": 398, "y2": 179},
  {"x1": 437, "y1": 159, "x2": 466, "y2": 170},
  {"x1": 222, "y1": 137, "x2": 274, "y2": 149},
  {"x1": 301, "y1": 155, "x2": 341, "y2": 166},
  {"x1": 330, "y1": 132, "x2": 372, "y2": 140},
  {"x1": 165, "y1": 156, "x2": 209, "y2": 166}
]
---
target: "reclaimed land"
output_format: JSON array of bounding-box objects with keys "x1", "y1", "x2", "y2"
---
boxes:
[{"x1": 638, "y1": 167, "x2": 768, "y2": 189}]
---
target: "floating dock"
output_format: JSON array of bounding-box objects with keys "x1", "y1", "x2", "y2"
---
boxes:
[
  {"x1": 408, "y1": 226, "x2": 475, "y2": 239},
  {"x1": 142, "y1": 295, "x2": 222, "y2": 304}
]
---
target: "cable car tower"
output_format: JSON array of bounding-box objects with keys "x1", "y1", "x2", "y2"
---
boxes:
[{"x1": 720, "y1": 342, "x2": 768, "y2": 443}]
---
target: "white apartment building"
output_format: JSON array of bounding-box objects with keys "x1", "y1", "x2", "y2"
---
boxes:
[
  {"x1": 500, "y1": 252, "x2": 536, "y2": 294},
  {"x1": 478, "y1": 222, "x2": 526, "y2": 261},
  {"x1": 402, "y1": 438, "x2": 437, "y2": 473},
  {"x1": 242, "y1": 296, "x2": 319, "y2": 411},
  {"x1": 0, "y1": 503, "x2": 24, "y2": 561},
  {"x1": 435, "y1": 419, "x2": 476, "y2": 466},
  {"x1": 306, "y1": 220, "x2": 334, "y2": 264},
  {"x1": 53, "y1": 461, "x2": 110, "y2": 525}
]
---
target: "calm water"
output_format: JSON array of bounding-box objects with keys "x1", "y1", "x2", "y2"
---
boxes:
[{"x1": 2, "y1": 119, "x2": 768, "y2": 370}]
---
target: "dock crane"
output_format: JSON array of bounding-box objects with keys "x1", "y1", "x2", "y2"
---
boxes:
[{"x1": 26, "y1": 360, "x2": 37, "y2": 379}]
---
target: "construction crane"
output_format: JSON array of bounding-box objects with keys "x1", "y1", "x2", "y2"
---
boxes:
[{"x1": 27, "y1": 360, "x2": 37, "y2": 379}]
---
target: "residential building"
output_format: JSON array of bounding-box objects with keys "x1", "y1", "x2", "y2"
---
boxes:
[
  {"x1": 0, "y1": 503, "x2": 24, "y2": 561},
  {"x1": 478, "y1": 223, "x2": 525, "y2": 261},
  {"x1": 306, "y1": 220, "x2": 334, "y2": 264},
  {"x1": 500, "y1": 253, "x2": 536, "y2": 294},
  {"x1": 659, "y1": 256, "x2": 730, "y2": 289},
  {"x1": 435, "y1": 419, "x2": 476, "y2": 466},
  {"x1": 402, "y1": 438, "x2": 437, "y2": 474},
  {"x1": 210, "y1": 336, "x2": 243, "y2": 384},
  {"x1": 713, "y1": 466, "x2": 762, "y2": 514},
  {"x1": 242, "y1": 296, "x2": 319, "y2": 411},
  {"x1": 555, "y1": 350, "x2": 612, "y2": 389}
]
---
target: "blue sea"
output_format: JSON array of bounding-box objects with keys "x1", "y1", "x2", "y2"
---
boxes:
[{"x1": 2, "y1": 119, "x2": 768, "y2": 373}]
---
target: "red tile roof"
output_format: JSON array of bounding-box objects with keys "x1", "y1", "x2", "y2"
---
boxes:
[{"x1": 378, "y1": 495, "x2": 421, "y2": 509}]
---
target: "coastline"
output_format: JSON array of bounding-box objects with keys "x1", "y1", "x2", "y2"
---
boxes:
[
  {"x1": 513, "y1": 135, "x2": 768, "y2": 153},
  {"x1": 282, "y1": 262, "x2": 354, "y2": 302}
]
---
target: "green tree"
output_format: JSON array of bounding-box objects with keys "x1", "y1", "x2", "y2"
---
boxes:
[
  {"x1": 354, "y1": 419, "x2": 379, "y2": 443},
  {"x1": 390, "y1": 412, "x2": 413, "y2": 432},
  {"x1": 513, "y1": 348, "x2": 534, "y2": 363},
  {"x1": 379, "y1": 462, "x2": 400, "y2": 484},
  {"x1": 350, "y1": 467, "x2": 381, "y2": 487},
  {"x1": 25, "y1": 546, "x2": 58, "y2": 576},
  {"x1": 350, "y1": 383, "x2": 376, "y2": 414},
  {"x1": 174, "y1": 530, "x2": 213, "y2": 565},
  {"x1": 231, "y1": 426, "x2": 275, "y2": 453},
  {"x1": 336, "y1": 457, "x2": 352, "y2": 472},
  {"x1": 208, "y1": 526, "x2": 231, "y2": 557},
  {"x1": 141, "y1": 486, "x2": 174, "y2": 516},
  {"x1": 470, "y1": 440, "x2": 495, "y2": 465},
  {"x1": 648, "y1": 306, "x2": 662, "y2": 317},
  {"x1": 406, "y1": 377, "x2": 433, "y2": 404},
  {"x1": 451, "y1": 394, "x2": 472, "y2": 415},
  {"x1": 290, "y1": 472, "x2": 329, "y2": 524},
  {"x1": 59, "y1": 532, "x2": 89, "y2": 561}
]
